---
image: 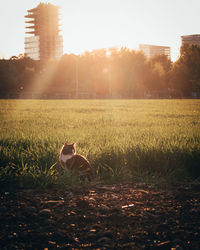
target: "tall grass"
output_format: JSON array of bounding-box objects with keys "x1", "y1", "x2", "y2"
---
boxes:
[{"x1": 0, "y1": 99, "x2": 200, "y2": 188}]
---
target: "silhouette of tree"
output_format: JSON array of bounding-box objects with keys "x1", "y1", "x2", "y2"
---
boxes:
[
  {"x1": 145, "y1": 55, "x2": 172, "y2": 94},
  {"x1": 171, "y1": 44, "x2": 200, "y2": 97},
  {"x1": 1, "y1": 45, "x2": 199, "y2": 98}
]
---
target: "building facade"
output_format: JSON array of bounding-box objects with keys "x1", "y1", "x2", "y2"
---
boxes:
[
  {"x1": 25, "y1": 3, "x2": 63, "y2": 60},
  {"x1": 139, "y1": 44, "x2": 171, "y2": 60},
  {"x1": 181, "y1": 34, "x2": 200, "y2": 46}
]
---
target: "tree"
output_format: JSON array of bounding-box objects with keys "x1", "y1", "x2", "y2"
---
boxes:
[
  {"x1": 145, "y1": 55, "x2": 172, "y2": 94},
  {"x1": 171, "y1": 44, "x2": 200, "y2": 97}
]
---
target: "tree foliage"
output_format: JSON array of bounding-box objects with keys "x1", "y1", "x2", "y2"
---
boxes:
[
  {"x1": 171, "y1": 44, "x2": 200, "y2": 97},
  {"x1": 0, "y1": 46, "x2": 200, "y2": 98}
]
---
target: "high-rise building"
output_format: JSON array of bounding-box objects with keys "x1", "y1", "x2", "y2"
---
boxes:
[
  {"x1": 139, "y1": 44, "x2": 171, "y2": 60},
  {"x1": 25, "y1": 3, "x2": 63, "y2": 60},
  {"x1": 181, "y1": 34, "x2": 200, "y2": 46}
]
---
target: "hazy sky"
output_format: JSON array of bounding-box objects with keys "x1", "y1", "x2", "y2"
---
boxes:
[{"x1": 0, "y1": 0, "x2": 199, "y2": 61}]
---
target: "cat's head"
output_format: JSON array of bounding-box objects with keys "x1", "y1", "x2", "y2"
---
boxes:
[{"x1": 62, "y1": 142, "x2": 76, "y2": 155}]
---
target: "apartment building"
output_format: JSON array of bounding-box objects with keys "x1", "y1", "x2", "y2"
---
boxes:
[
  {"x1": 25, "y1": 3, "x2": 63, "y2": 60},
  {"x1": 139, "y1": 44, "x2": 171, "y2": 60}
]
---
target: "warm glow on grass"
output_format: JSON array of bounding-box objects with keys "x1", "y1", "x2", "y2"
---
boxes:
[{"x1": 1, "y1": 99, "x2": 200, "y2": 187}]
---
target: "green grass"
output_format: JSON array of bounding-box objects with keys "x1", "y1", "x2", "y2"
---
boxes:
[{"x1": 0, "y1": 99, "x2": 200, "y2": 188}]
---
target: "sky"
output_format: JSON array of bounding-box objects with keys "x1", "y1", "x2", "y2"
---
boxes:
[{"x1": 0, "y1": 0, "x2": 200, "y2": 61}]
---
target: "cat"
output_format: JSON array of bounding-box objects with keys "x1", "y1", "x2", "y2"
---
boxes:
[{"x1": 59, "y1": 142, "x2": 93, "y2": 181}]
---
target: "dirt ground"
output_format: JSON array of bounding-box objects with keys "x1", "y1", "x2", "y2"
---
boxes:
[{"x1": 0, "y1": 183, "x2": 200, "y2": 249}]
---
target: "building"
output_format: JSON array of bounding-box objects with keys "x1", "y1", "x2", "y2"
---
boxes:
[
  {"x1": 25, "y1": 3, "x2": 63, "y2": 60},
  {"x1": 181, "y1": 34, "x2": 200, "y2": 47},
  {"x1": 139, "y1": 44, "x2": 171, "y2": 60}
]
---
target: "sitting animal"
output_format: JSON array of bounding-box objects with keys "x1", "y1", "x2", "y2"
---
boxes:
[{"x1": 59, "y1": 142, "x2": 93, "y2": 181}]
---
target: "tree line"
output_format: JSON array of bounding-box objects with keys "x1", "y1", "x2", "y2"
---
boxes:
[{"x1": 0, "y1": 44, "x2": 200, "y2": 98}]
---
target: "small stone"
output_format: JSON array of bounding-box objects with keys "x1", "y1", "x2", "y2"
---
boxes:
[
  {"x1": 103, "y1": 231, "x2": 113, "y2": 239},
  {"x1": 38, "y1": 209, "x2": 52, "y2": 218},
  {"x1": 99, "y1": 204, "x2": 109, "y2": 211},
  {"x1": 111, "y1": 194, "x2": 118, "y2": 199},
  {"x1": 97, "y1": 236, "x2": 112, "y2": 243}
]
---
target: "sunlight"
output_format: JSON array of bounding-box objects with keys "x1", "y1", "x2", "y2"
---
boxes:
[
  {"x1": 26, "y1": 61, "x2": 60, "y2": 97},
  {"x1": 59, "y1": 1, "x2": 135, "y2": 55},
  {"x1": 0, "y1": 52, "x2": 5, "y2": 59}
]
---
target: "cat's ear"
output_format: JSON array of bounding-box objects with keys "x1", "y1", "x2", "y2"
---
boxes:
[
  {"x1": 72, "y1": 142, "x2": 76, "y2": 146},
  {"x1": 64, "y1": 142, "x2": 67, "y2": 146}
]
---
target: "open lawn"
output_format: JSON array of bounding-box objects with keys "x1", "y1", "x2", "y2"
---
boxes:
[{"x1": 0, "y1": 99, "x2": 200, "y2": 188}]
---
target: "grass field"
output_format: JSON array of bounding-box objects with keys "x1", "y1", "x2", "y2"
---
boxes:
[{"x1": 0, "y1": 99, "x2": 200, "y2": 188}]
